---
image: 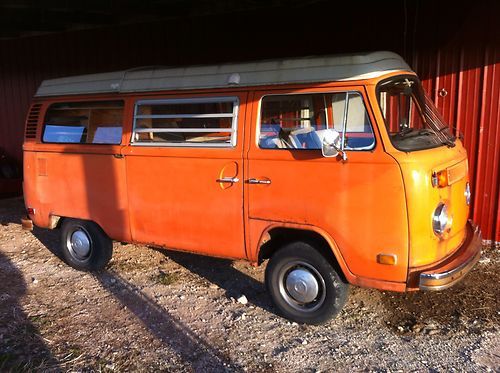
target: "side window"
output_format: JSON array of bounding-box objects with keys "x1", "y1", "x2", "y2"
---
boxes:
[
  {"x1": 132, "y1": 97, "x2": 238, "y2": 147},
  {"x1": 259, "y1": 94, "x2": 327, "y2": 150},
  {"x1": 43, "y1": 101, "x2": 124, "y2": 144},
  {"x1": 332, "y1": 92, "x2": 376, "y2": 150},
  {"x1": 259, "y1": 92, "x2": 375, "y2": 150}
]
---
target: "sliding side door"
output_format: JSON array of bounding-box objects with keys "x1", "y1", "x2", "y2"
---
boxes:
[{"x1": 123, "y1": 93, "x2": 247, "y2": 259}]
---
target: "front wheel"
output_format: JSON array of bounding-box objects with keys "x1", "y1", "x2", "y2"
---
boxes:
[
  {"x1": 265, "y1": 241, "x2": 348, "y2": 324},
  {"x1": 60, "y1": 219, "x2": 113, "y2": 271}
]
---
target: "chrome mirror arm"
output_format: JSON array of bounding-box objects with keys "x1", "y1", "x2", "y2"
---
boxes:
[{"x1": 339, "y1": 149, "x2": 348, "y2": 162}]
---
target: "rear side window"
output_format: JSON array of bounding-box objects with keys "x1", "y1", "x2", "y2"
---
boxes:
[
  {"x1": 259, "y1": 92, "x2": 375, "y2": 151},
  {"x1": 43, "y1": 101, "x2": 124, "y2": 144},
  {"x1": 132, "y1": 97, "x2": 238, "y2": 147}
]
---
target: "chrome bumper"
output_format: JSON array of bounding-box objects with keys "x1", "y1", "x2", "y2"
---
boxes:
[{"x1": 418, "y1": 222, "x2": 482, "y2": 291}]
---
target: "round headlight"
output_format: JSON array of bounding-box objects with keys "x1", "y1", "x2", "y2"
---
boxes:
[
  {"x1": 432, "y1": 203, "x2": 450, "y2": 236},
  {"x1": 465, "y1": 182, "x2": 471, "y2": 205}
]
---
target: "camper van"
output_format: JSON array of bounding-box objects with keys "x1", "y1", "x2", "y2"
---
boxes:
[{"x1": 23, "y1": 52, "x2": 481, "y2": 324}]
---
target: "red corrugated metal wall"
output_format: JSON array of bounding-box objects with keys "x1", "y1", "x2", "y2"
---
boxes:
[
  {"x1": 475, "y1": 48, "x2": 500, "y2": 245},
  {"x1": 0, "y1": 3, "x2": 498, "y2": 243},
  {"x1": 413, "y1": 42, "x2": 499, "y2": 244}
]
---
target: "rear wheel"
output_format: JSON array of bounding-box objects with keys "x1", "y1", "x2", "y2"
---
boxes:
[
  {"x1": 265, "y1": 241, "x2": 348, "y2": 324},
  {"x1": 60, "y1": 219, "x2": 112, "y2": 271}
]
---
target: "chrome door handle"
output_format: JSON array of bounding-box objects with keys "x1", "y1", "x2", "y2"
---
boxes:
[
  {"x1": 247, "y1": 178, "x2": 271, "y2": 185},
  {"x1": 216, "y1": 177, "x2": 239, "y2": 183}
]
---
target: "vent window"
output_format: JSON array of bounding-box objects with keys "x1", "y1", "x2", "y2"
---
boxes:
[{"x1": 25, "y1": 103, "x2": 42, "y2": 139}]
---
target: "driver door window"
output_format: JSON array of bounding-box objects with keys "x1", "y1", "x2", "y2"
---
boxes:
[{"x1": 259, "y1": 92, "x2": 375, "y2": 151}]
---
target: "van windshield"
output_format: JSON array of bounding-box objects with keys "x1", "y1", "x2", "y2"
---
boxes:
[{"x1": 377, "y1": 76, "x2": 455, "y2": 151}]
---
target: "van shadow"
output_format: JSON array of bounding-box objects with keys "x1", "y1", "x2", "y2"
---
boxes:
[
  {"x1": 0, "y1": 251, "x2": 59, "y2": 370},
  {"x1": 152, "y1": 248, "x2": 276, "y2": 315},
  {"x1": 94, "y1": 269, "x2": 243, "y2": 372},
  {"x1": 32, "y1": 226, "x2": 63, "y2": 260},
  {"x1": 378, "y1": 255, "x2": 499, "y2": 334},
  {"x1": 31, "y1": 229, "x2": 244, "y2": 372}
]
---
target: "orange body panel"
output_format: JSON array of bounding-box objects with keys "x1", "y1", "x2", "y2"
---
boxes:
[
  {"x1": 389, "y1": 144, "x2": 470, "y2": 268},
  {"x1": 246, "y1": 86, "x2": 409, "y2": 283},
  {"x1": 24, "y1": 143, "x2": 131, "y2": 242},
  {"x1": 121, "y1": 92, "x2": 247, "y2": 259},
  {"x1": 365, "y1": 82, "x2": 472, "y2": 269},
  {"x1": 23, "y1": 71, "x2": 477, "y2": 292}
]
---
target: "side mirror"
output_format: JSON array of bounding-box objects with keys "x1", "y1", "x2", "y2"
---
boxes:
[{"x1": 321, "y1": 129, "x2": 342, "y2": 158}]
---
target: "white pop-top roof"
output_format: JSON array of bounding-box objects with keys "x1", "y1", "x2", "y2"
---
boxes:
[{"x1": 35, "y1": 51, "x2": 412, "y2": 97}]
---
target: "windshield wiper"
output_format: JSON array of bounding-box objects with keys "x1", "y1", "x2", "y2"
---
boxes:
[{"x1": 435, "y1": 126, "x2": 456, "y2": 147}]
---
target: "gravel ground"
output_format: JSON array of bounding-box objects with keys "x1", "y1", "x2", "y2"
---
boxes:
[{"x1": 0, "y1": 197, "x2": 498, "y2": 372}]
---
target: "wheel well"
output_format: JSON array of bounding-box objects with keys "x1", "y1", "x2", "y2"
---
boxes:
[{"x1": 258, "y1": 227, "x2": 344, "y2": 278}]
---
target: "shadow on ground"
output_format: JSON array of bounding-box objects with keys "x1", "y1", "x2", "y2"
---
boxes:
[
  {"x1": 154, "y1": 248, "x2": 275, "y2": 315},
  {"x1": 0, "y1": 251, "x2": 59, "y2": 371},
  {"x1": 379, "y1": 250, "x2": 499, "y2": 334},
  {"x1": 93, "y1": 270, "x2": 244, "y2": 372},
  {"x1": 31, "y1": 226, "x2": 244, "y2": 372}
]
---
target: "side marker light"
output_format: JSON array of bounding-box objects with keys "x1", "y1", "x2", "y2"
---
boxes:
[{"x1": 377, "y1": 254, "x2": 397, "y2": 265}]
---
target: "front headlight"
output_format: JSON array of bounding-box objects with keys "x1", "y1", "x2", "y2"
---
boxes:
[{"x1": 432, "y1": 203, "x2": 450, "y2": 236}]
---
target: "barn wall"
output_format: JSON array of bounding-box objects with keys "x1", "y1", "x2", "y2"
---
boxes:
[
  {"x1": 0, "y1": 2, "x2": 498, "y2": 242},
  {"x1": 413, "y1": 45, "x2": 500, "y2": 244}
]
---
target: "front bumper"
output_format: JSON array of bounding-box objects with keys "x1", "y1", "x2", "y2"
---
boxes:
[{"x1": 408, "y1": 221, "x2": 482, "y2": 291}]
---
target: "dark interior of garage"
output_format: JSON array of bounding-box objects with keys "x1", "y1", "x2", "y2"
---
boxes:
[{"x1": 0, "y1": 0, "x2": 498, "y2": 242}]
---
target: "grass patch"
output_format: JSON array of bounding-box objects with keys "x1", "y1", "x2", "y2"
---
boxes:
[
  {"x1": 66, "y1": 346, "x2": 82, "y2": 358},
  {"x1": 0, "y1": 352, "x2": 48, "y2": 372},
  {"x1": 109, "y1": 259, "x2": 152, "y2": 273},
  {"x1": 151, "y1": 270, "x2": 179, "y2": 286},
  {"x1": 0, "y1": 354, "x2": 13, "y2": 370},
  {"x1": 28, "y1": 315, "x2": 51, "y2": 329}
]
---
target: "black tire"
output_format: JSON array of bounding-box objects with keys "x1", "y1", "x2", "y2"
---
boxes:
[
  {"x1": 60, "y1": 219, "x2": 113, "y2": 271},
  {"x1": 265, "y1": 241, "x2": 349, "y2": 324}
]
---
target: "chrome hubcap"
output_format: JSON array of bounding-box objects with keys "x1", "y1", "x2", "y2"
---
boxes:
[
  {"x1": 69, "y1": 229, "x2": 91, "y2": 260},
  {"x1": 278, "y1": 261, "x2": 326, "y2": 313},
  {"x1": 285, "y1": 268, "x2": 319, "y2": 303}
]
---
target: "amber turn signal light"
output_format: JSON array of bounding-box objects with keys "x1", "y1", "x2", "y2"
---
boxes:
[
  {"x1": 431, "y1": 170, "x2": 449, "y2": 188},
  {"x1": 376, "y1": 253, "x2": 397, "y2": 265}
]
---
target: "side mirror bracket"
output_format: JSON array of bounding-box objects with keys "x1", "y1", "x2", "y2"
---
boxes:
[{"x1": 321, "y1": 129, "x2": 347, "y2": 161}]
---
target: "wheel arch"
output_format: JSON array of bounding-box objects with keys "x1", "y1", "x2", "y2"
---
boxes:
[
  {"x1": 255, "y1": 224, "x2": 354, "y2": 283},
  {"x1": 49, "y1": 214, "x2": 110, "y2": 236}
]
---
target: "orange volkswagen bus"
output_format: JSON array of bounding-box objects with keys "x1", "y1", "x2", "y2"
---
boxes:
[{"x1": 23, "y1": 52, "x2": 481, "y2": 324}]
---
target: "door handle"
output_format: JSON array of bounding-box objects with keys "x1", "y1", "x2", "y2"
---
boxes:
[
  {"x1": 247, "y1": 178, "x2": 271, "y2": 185},
  {"x1": 113, "y1": 154, "x2": 125, "y2": 159},
  {"x1": 216, "y1": 177, "x2": 239, "y2": 183}
]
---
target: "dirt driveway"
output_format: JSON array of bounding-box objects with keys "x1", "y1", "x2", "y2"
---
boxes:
[{"x1": 0, "y1": 197, "x2": 498, "y2": 372}]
